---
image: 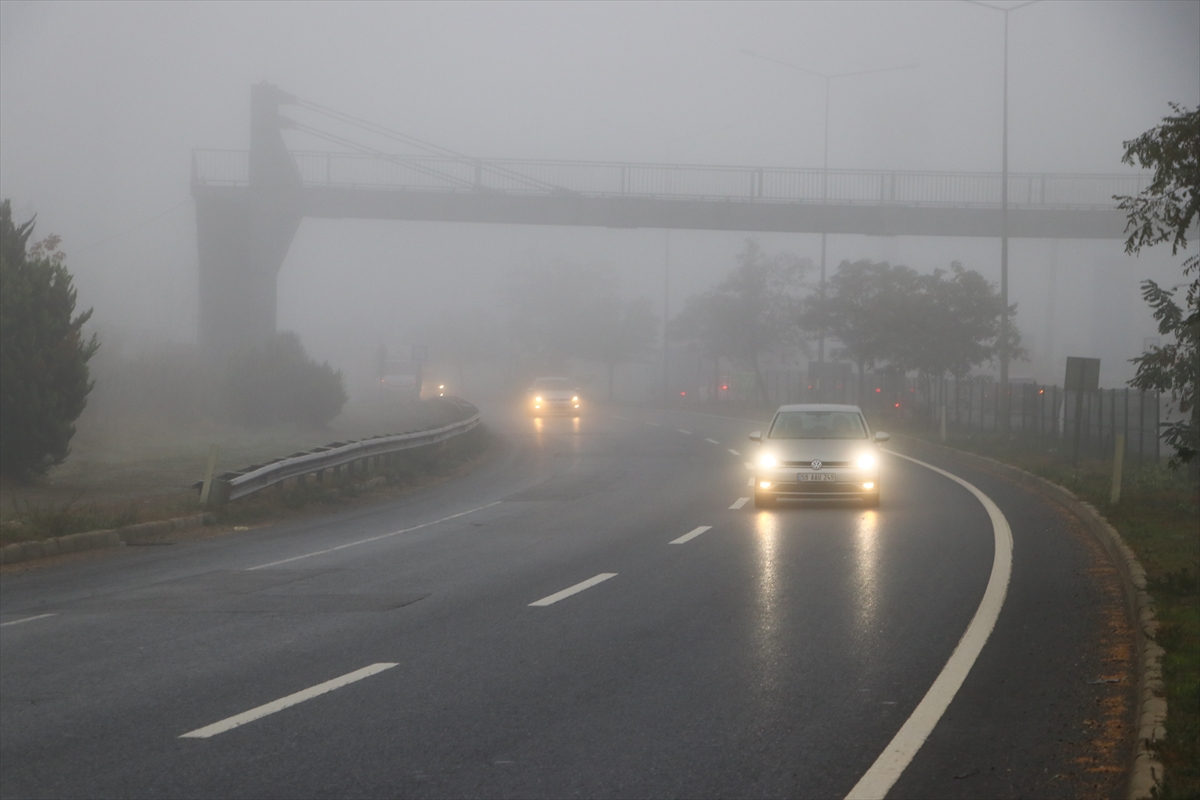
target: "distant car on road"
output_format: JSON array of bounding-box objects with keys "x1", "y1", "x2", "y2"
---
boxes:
[
  {"x1": 749, "y1": 403, "x2": 889, "y2": 508},
  {"x1": 528, "y1": 377, "x2": 582, "y2": 417}
]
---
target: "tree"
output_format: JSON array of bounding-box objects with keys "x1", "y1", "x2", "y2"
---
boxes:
[
  {"x1": 900, "y1": 262, "x2": 1024, "y2": 379},
  {"x1": 673, "y1": 240, "x2": 811, "y2": 406},
  {"x1": 797, "y1": 260, "x2": 915, "y2": 403},
  {"x1": 1116, "y1": 104, "x2": 1199, "y2": 470},
  {"x1": 0, "y1": 201, "x2": 99, "y2": 481},
  {"x1": 224, "y1": 332, "x2": 347, "y2": 427},
  {"x1": 503, "y1": 259, "x2": 657, "y2": 395},
  {"x1": 580, "y1": 296, "x2": 658, "y2": 401},
  {"x1": 799, "y1": 259, "x2": 1023, "y2": 411},
  {"x1": 411, "y1": 307, "x2": 506, "y2": 391}
]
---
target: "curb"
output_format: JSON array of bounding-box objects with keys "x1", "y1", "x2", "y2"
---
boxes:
[
  {"x1": 0, "y1": 513, "x2": 217, "y2": 566},
  {"x1": 895, "y1": 437, "x2": 1164, "y2": 799}
]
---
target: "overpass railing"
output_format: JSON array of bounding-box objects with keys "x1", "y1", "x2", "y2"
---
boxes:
[{"x1": 192, "y1": 149, "x2": 1145, "y2": 210}]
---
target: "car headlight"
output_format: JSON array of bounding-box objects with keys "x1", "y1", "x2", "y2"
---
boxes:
[
  {"x1": 758, "y1": 453, "x2": 778, "y2": 469},
  {"x1": 856, "y1": 453, "x2": 877, "y2": 470},
  {"x1": 572, "y1": 395, "x2": 579, "y2": 402},
  {"x1": 535, "y1": 396, "x2": 543, "y2": 402}
]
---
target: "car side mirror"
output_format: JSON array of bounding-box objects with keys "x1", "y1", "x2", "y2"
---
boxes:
[
  {"x1": 749, "y1": 431, "x2": 762, "y2": 443},
  {"x1": 874, "y1": 432, "x2": 891, "y2": 442}
]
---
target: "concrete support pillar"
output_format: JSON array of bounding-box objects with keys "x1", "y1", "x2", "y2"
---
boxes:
[{"x1": 195, "y1": 82, "x2": 302, "y2": 364}]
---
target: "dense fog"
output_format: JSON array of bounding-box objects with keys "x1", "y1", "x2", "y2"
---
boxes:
[{"x1": 2, "y1": 0, "x2": 1197, "y2": 413}]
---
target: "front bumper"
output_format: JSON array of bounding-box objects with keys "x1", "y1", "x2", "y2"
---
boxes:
[
  {"x1": 530, "y1": 399, "x2": 582, "y2": 414},
  {"x1": 753, "y1": 468, "x2": 878, "y2": 499}
]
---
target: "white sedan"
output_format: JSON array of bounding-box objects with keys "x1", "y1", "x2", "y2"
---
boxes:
[{"x1": 749, "y1": 404, "x2": 889, "y2": 508}]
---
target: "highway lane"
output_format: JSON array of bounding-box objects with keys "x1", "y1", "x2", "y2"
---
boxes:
[{"x1": 0, "y1": 405, "x2": 1131, "y2": 798}]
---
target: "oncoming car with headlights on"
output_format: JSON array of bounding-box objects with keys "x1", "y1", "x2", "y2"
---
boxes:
[
  {"x1": 749, "y1": 404, "x2": 890, "y2": 508},
  {"x1": 527, "y1": 377, "x2": 583, "y2": 417}
]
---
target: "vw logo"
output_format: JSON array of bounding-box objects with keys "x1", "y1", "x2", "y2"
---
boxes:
[{"x1": 810, "y1": 459, "x2": 823, "y2": 470}]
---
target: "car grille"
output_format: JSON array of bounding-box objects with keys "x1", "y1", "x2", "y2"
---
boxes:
[{"x1": 785, "y1": 483, "x2": 865, "y2": 493}]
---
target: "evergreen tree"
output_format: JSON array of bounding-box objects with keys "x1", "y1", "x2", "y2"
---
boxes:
[{"x1": 0, "y1": 200, "x2": 99, "y2": 481}]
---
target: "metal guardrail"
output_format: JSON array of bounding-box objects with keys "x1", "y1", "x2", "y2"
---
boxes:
[
  {"x1": 192, "y1": 149, "x2": 1147, "y2": 210},
  {"x1": 199, "y1": 399, "x2": 481, "y2": 503}
]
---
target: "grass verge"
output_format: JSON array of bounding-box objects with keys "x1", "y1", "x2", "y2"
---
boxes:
[
  {"x1": 1, "y1": 399, "x2": 490, "y2": 547},
  {"x1": 895, "y1": 424, "x2": 1198, "y2": 799}
]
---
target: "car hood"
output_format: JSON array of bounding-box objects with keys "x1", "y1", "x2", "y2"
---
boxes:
[{"x1": 758, "y1": 438, "x2": 876, "y2": 462}]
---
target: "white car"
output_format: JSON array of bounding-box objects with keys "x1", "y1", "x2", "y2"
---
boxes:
[
  {"x1": 749, "y1": 404, "x2": 889, "y2": 508},
  {"x1": 528, "y1": 377, "x2": 582, "y2": 416}
]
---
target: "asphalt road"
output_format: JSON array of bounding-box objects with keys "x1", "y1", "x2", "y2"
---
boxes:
[{"x1": 0, "y1": 404, "x2": 1134, "y2": 799}]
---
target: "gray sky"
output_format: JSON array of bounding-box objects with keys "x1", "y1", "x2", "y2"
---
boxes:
[{"x1": 2, "y1": 0, "x2": 1197, "y2": 388}]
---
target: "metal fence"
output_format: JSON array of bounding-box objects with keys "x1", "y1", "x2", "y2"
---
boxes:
[
  {"x1": 924, "y1": 380, "x2": 1161, "y2": 462},
  {"x1": 193, "y1": 149, "x2": 1145, "y2": 210},
  {"x1": 758, "y1": 371, "x2": 1161, "y2": 462}
]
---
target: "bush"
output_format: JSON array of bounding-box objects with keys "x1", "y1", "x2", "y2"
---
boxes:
[
  {"x1": 0, "y1": 200, "x2": 99, "y2": 481},
  {"x1": 224, "y1": 331, "x2": 347, "y2": 427}
]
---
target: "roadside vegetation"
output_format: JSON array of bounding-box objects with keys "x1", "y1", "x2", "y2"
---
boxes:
[
  {"x1": 884, "y1": 422, "x2": 1199, "y2": 799},
  {"x1": 0, "y1": 201, "x2": 99, "y2": 481},
  {"x1": 0, "y1": 397, "x2": 482, "y2": 547}
]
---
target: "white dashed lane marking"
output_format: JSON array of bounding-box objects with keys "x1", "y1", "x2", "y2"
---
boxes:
[
  {"x1": 704, "y1": 438, "x2": 720, "y2": 444},
  {"x1": 180, "y1": 663, "x2": 398, "y2": 739},
  {"x1": 729, "y1": 449, "x2": 741, "y2": 456},
  {"x1": 0, "y1": 613, "x2": 57, "y2": 628},
  {"x1": 669, "y1": 526, "x2": 712, "y2": 545},
  {"x1": 729, "y1": 497, "x2": 750, "y2": 510},
  {"x1": 747, "y1": 477, "x2": 754, "y2": 487},
  {"x1": 677, "y1": 430, "x2": 692, "y2": 435},
  {"x1": 529, "y1": 573, "x2": 618, "y2": 607}
]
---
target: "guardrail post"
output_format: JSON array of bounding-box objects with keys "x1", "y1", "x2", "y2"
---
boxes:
[{"x1": 199, "y1": 445, "x2": 221, "y2": 508}]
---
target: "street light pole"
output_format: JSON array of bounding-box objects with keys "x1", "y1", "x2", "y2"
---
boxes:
[
  {"x1": 967, "y1": 0, "x2": 1038, "y2": 434},
  {"x1": 742, "y1": 51, "x2": 917, "y2": 363}
]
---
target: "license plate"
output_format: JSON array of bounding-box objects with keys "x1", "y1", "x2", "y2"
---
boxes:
[{"x1": 798, "y1": 473, "x2": 836, "y2": 482}]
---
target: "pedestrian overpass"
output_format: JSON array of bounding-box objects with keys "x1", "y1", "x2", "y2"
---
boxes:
[{"x1": 192, "y1": 83, "x2": 1144, "y2": 360}]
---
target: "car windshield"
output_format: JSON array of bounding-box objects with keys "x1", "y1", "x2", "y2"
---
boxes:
[
  {"x1": 768, "y1": 411, "x2": 867, "y2": 440},
  {"x1": 533, "y1": 378, "x2": 573, "y2": 390}
]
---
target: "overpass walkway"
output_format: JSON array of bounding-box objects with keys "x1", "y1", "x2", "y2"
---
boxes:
[{"x1": 192, "y1": 149, "x2": 1142, "y2": 239}]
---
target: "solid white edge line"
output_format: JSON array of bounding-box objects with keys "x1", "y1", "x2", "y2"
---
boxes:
[
  {"x1": 180, "y1": 662, "x2": 398, "y2": 739},
  {"x1": 247, "y1": 501, "x2": 502, "y2": 570},
  {"x1": 844, "y1": 450, "x2": 1013, "y2": 800},
  {"x1": 529, "y1": 573, "x2": 617, "y2": 607},
  {"x1": 669, "y1": 526, "x2": 713, "y2": 545},
  {"x1": 729, "y1": 497, "x2": 750, "y2": 509},
  {"x1": 0, "y1": 613, "x2": 57, "y2": 628}
]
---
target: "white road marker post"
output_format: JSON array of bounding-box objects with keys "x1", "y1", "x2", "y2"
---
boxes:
[{"x1": 1110, "y1": 432, "x2": 1125, "y2": 505}]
